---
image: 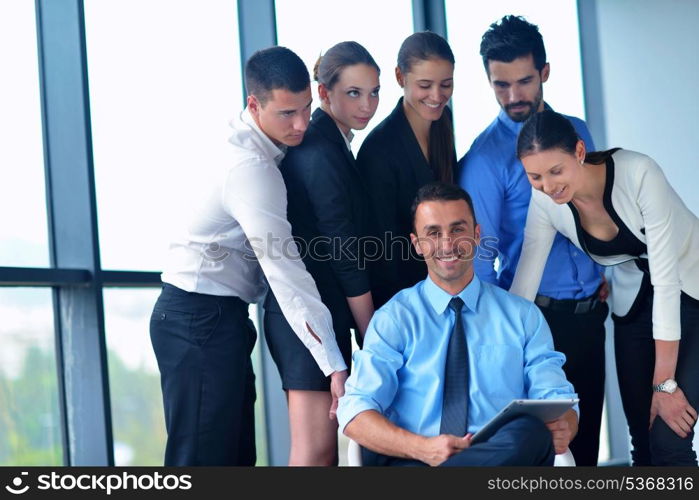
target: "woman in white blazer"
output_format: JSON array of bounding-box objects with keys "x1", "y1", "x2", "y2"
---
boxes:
[{"x1": 510, "y1": 110, "x2": 699, "y2": 466}]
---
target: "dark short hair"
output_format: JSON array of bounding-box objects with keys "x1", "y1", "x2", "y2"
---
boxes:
[
  {"x1": 313, "y1": 41, "x2": 379, "y2": 90},
  {"x1": 244, "y1": 46, "x2": 310, "y2": 105},
  {"x1": 411, "y1": 182, "x2": 477, "y2": 230},
  {"x1": 480, "y1": 15, "x2": 546, "y2": 74}
]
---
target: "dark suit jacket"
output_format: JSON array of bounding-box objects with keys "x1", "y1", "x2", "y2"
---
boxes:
[
  {"x1": 265, "y1": 107, "x2": 370, "y2": 332},
  {"x1": 357, "y1": 97, "x2": 453, "y2": 308}
]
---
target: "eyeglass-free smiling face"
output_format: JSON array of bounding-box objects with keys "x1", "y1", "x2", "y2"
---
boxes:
[
  {"x1": 398, "y1": 58, "x2": 454, "y2": 125},
  {"x1": 521, "y1": 140, "x2": 586, "y2": 204},
  {"x1": 411, "y1": 199, "x2": 480, "y2": 295}
]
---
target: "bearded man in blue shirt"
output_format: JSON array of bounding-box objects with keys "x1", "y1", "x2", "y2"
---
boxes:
[
  {"x1": 337, "y1": 182, "x2": 578, "y2": 466},
  {"x1": 457, "y1": 15, "x2": 608, "y2": 465}
]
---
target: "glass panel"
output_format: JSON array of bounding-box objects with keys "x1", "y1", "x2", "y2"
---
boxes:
[
  {"x1": 103, "y1": 288, "x2": 165, "y2": 466},
  {"x1": 103, "y1": 289, "x2": 267, "y2": 465},
  {"x1": 0, "y1": 288, "x2": 62, "y2": 465},
  {"x1": 0, "y1": 2, "x2": 50, "y2": 267},
  {"x1": 84, "y1": 0, "x2": 243, "y2": 271},
  {"x1": 247, "y1": 304, "x2": 269, "y2": 466},
  {"x1": 275, "y1": 0, "x2": 414, "y2": 150},
  {"x1": 598, "y1": 399, "x2": 611, "y2": 463},
  {"x1": 445, "y1": 0, "x2": 585, "y2": 154}
]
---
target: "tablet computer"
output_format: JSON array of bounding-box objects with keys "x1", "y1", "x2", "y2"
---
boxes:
[{"x1": 470, "y1": 398, "x2": 579, "y2": 444}]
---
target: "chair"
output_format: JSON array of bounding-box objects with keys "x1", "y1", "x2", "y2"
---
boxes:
[{"x1": 346, "y1": 439, "x2": 575, "y2": 466}]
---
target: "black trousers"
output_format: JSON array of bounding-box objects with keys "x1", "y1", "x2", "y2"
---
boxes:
[
  {"x1": 538, "y1": 301, "x2": 608, "y2": 466},
  {"x1": 150, "y1": 284, "x2": 257, "y2": 466},
  {"x1": 362, "y1": 415, "x2": 555, "y2": 466},
  {"x1": 614, "y1": 292, "x2": 699, "y2": 466}
]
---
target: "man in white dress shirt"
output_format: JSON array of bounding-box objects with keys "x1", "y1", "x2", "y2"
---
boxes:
[{"x1": 150, "y1": 46, "x2": 348, "y2": 465}]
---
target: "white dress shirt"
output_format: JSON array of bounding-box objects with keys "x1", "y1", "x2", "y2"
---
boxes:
[
  {"x1": 161, "y1": 108, "x2": 347, "y2": 375},
  {"x1": 336, "y1": 123, "x2": 353, "y2": 152}
]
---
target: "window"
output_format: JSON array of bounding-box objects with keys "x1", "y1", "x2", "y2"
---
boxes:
[
  {"x1": 275, "y1": 0, "x2": 414, "y2": 149},
  {"x1": 0, "y1": 288, "x2": 62, "y2": 465},
  {"x1": 445, "y1": 0, "x2": 586, "y2": 155},
  {"x1": 84, "y1": 0, "x2": 243, "y2": 271},
  {"x1": 103, "y1": 288, "x2": 166, "y2": 466},
  {"x1": 103, "y1": 289, "x2": 269, "y2": 466},
  {"x1": 0, "y1": 1, "x2": 49, "y2": 268}
]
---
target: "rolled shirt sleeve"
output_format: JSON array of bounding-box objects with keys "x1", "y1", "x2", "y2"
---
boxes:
[{"x1": 337, "y1": 309, "x2": 404, "y2": 432}]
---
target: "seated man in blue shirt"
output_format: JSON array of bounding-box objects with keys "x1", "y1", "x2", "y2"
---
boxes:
[{"x1": 337, "y1": 182, "x2": 578, "y2": 466}]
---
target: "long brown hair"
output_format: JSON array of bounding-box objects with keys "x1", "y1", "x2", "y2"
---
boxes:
[{"x1": 397, "y1": 31, "x2": 456, "y2": 183}]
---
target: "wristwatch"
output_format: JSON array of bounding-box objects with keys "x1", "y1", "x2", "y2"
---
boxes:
[{"x1": 653, "y1": 378, "x2": 678, "y2": 394}]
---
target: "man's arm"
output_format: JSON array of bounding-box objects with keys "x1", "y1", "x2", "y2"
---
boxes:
[
  {"x1": 571, "y1": 117, "x2": 596, "y2": 152},
  {"x1": 225, "y1": 160, "x2": 347, "y2": 377},
  {"x1": 457, "y1": 151, "x2": 505, "y2": 286},
  {"x1": 345, "y1": 410, "x2": 471, "y2": 467},
  {"x1": 338, "y1": 309, "x2": 471, "y2": 466}
]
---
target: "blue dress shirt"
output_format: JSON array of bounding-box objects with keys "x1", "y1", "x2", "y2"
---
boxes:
[
  {"x1": 337, "y1": 275, "x2": 578, "y2": 437},
  {"x1": 457, "y1": 106, "x2": 604, "y2": 299}
]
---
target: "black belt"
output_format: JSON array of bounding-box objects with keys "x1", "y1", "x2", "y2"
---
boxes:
[{"x1": 535, "y1": 293, "x2": 600, "y2": 314}]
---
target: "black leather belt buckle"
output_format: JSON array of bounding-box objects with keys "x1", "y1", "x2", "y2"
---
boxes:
[
  {"x1": 536, "y1": 294, "x2": 598, "y2": 314},
  {"x1": 574, "y1": 300, "x2": 590, "y2": 314},
  {"x1": 534, "y1": 295, "x2": 552, "y2": 308},
  {"x1": 573, "y1": 298, "x2": 598, "y2": 314}
]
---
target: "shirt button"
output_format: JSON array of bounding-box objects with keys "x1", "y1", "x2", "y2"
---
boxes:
[
  {"x1": 160, "y1": 313, "x2": 166, "y2": 320},
  {"x1": 572, "y1": 252, "x2": 578, "y2": 257},
  {"x1": 579, "y1": 281, "x2": 585, "y2": 285}
]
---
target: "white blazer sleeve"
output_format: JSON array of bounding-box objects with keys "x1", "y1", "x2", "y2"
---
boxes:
[
  {"x1": 224, "y1": 160, "x2": 347, "y2": 375},
  {"x1": 510, "y1": 190, "x2": 557, "y2": 301},
  {"x1": 635, "y1": 156, "x2": 682, "y2": 341}
]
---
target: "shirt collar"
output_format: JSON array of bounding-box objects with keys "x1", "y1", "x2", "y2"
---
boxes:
[
  {"x1": 496, "y1": 101, "x2": 553, "y2": 137},
  {"x1": 240, "y1": 107, "x2": 287, "y2": 165},
  {"x1": 423, "y1": 274, "x2": 481, "y2": 316},
  {"x1": 336, "y1": 123, "x2": 354, "y2": 151}
]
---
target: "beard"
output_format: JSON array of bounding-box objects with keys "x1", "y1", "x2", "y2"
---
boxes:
[{"x1": 504, "y1": 84, "x2": 544, "y2": 122}]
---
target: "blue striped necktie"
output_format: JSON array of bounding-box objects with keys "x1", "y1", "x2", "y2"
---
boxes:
[{"x1": 440, "y1": 297, "x2": 469, "y2": 436}]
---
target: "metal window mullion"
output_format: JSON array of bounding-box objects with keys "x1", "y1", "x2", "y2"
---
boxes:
[
  {"x1": 0, "y1": 267, "x2": 91, "y2": 286},
  {"x1": 236, "y1": 0, "x2": 290, "y2": 466},
  {"x1": 412, "y1": 0, "x2": 447, "y2": 37},
  {"x1": 36, "y1": 0, "x2": 113, "y2": 466}
]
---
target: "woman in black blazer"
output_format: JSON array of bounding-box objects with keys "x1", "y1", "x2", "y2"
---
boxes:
[
  {"x1": 356, "y1": 32, "x2": 457, "y2": 308},
  {"x1": 264, "y1": 41, "x2": 380, "y2": 465}
]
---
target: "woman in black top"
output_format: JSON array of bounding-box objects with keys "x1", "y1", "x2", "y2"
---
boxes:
[
  {"x1": 264, "y1": 41, "x2": 380, "y2": 465},
  {"x1": 357, "y1": 31, "x2": 457, "y2": 308}
]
